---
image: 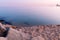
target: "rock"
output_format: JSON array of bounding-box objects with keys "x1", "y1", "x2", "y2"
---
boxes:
[
  {"x1": 0, "y1": 23, "x2": 60, "y2": 40},
  {"x1": 19, "y1": 29, "x2": 32, "y2": 40},
  {"x1": 32, "y1": 35, "x2": 45, "y2": 40},
  {"x1": 7, "y1": 28, "x2": 22, "y2": 40},
  {"x1": 0, "y1": 37, "x2": 7, "y2": 40},
  {"x1": 0, "y1": 23, "x2": 6, "y2": 31}
]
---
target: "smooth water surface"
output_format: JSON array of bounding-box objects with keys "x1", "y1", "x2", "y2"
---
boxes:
[{"x1": 0, "y1": 5, "x2": 60, "y2": 26}]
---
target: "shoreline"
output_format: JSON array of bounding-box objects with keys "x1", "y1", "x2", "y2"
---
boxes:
[{"x1": 0, "y1": 23, "x2": 60, "y2": 40}]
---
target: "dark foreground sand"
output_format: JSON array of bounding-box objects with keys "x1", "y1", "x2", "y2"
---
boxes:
[{"x1": 0, "y1": 23, "x2": 60, "y2": 40}]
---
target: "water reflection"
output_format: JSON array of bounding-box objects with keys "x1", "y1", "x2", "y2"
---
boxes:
[{"x1": 0, "y1": 6, "x2": 60, "y2": 26}]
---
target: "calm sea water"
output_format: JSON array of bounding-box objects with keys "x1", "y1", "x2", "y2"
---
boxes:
[{"x1": 0, "y1": 6, "x2": 60, "y2": 26}]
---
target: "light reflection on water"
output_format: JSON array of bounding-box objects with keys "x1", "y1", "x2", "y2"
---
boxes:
[{"x1": 0, "y1": 6, "x2": 60, "y2": 26}]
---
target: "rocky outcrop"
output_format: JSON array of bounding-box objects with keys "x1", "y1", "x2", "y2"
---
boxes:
[
  {"x1": 7, "y1": 28, "x2": 22, "y2": 40},
  {"x1": 0, "y1": 23, "x2": 60, "y2": 40}
]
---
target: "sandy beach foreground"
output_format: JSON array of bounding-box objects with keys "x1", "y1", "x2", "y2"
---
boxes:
[{"x1": 0, "y1": 23, "x2": 60, "y2": 40}]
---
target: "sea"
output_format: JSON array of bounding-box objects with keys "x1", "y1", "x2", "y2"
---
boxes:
[{"x1": 0, "y1": 5, "x2": 60, "y2": 26}]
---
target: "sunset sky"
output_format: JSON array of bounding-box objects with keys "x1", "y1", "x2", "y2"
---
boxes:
[{"x1": 0, "y1": 0, "x2": 58, "y2": 7}]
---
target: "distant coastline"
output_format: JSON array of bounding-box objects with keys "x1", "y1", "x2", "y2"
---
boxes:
[{"x1": 56, "y1": 4, "x2": 60, "y2": 7}]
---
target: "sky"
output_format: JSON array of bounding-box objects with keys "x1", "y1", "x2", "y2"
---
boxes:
[{"x1": 0, "y1": 0, "x2": 58, "y2": 7}]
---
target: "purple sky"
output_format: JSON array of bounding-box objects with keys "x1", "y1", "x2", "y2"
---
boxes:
[{"x1": 0, "y1": 0, "x2": 58, "y2": 7}]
